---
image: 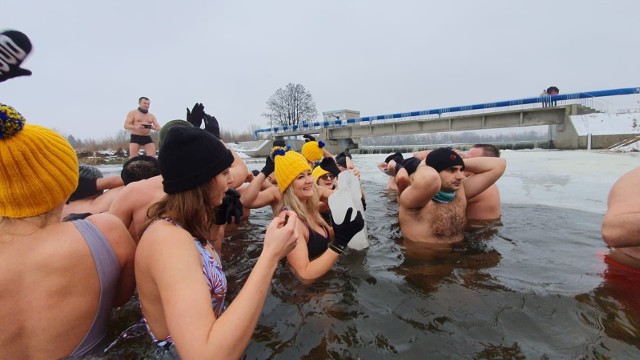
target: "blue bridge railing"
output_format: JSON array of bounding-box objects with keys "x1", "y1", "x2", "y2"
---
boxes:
[{"x1": 254, "y1": 87, "x2": 640, "y2": 139}]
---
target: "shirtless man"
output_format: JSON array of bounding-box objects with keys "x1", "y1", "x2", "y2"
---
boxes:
[
  {"x1": 463, "y1": 144, "x2": 502, "y2": 224},
  {"x1": 601, "y1": 167, "x2": 640, "y2": 268},
  {"x1": 124, "y1": 97, "x2": 161, "y2": 158},
  {"x1": 393, "y1": 148, "x2": 506, "y2": 243}
]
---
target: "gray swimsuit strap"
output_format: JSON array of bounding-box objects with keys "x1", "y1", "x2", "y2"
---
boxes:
[{"x1": 68, "y1": 219, "x2": 120, "y2": 358}]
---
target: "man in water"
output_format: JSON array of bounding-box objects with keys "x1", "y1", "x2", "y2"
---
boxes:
[
  {"x1": 124, "y1": 96, "x2": 161, "y2": 158},
  {"x1": 602, "y1": 167, "x2": 640, "y2": 269},
  {"x1": 463, "y1": 144, "x2": 502, "y2": 224},
  {"x1": 392, "y1": 147, "x2": 506, "y2": 243}
]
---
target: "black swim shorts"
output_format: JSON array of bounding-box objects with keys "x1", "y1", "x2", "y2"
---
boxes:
[{"x1": 130, "y1": 134, "x2": 153, "y2": 145}]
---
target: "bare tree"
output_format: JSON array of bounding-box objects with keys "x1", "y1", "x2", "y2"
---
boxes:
[{"x1": 263, "y1": 83, "x2": 318, "y2": 127}]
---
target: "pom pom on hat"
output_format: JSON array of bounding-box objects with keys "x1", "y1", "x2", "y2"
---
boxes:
[
  {"x1": 159, "y1": 126, "x2": 233, "y2": 194},
  {"x1": 426, "y1": 148, "x2": 465, "y2": 173},
  {"x1": 274, "y1": 150, "x2": 311, "y2": 193},
  {"x1": 301, "y1": 140, "x2": 325, "y2": 163},
  {"x1": 0, "y1": 103, "x2": 79, "y2": 218}
]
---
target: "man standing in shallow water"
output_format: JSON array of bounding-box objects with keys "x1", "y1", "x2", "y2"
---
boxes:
[
  {"x1": 124, "y1": 96, "x2": 161, "y2": 158},
  {"x1": 392, "y1": 148, "x2": 506, "y2": 243}
]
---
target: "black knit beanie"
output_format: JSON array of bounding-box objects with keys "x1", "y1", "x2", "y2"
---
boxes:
[
  {"x1": 159, "y1": 126, "x2": 234, "y2": 194},
  {"x1": 426, "y1": 148, "x2": 464, "y2": 173}
]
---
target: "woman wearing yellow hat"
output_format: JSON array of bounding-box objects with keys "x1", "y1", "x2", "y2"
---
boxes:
[
  {"x1": 270, "y1": 149, "x2": 364, "y2": 283},
  {"x1": 0, "y1": 104, "x2": 136, "y2": 359}
]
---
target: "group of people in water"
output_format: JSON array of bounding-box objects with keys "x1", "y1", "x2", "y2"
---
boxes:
[{"x1": 1, "y1": 29, "x2": 638, "y2": 359}]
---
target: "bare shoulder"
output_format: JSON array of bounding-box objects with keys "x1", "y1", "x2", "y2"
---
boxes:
[
  {"x1": 608, "y1": 167, "x2": 640, "y2": 211},
  {"x1": 85, "y1": 213, "x2": 136, "y2": 260},
  {"x1": 137, "y1": 221, "x2": 198, "y2": 265}
]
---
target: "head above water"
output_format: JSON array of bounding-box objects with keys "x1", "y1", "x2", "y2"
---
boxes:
[
  {"x1": 274, "y1": 149, "x2": 311, "y2": 193},
  {"x1": 121, "y1": 155, "x2": 160, "y2": 185},
  {"x1": 159, "y1": 126, "x2": 233, "y2": 194},
  {"x1": 426, "y1": 148, "x2": 465, "y2": 173}
]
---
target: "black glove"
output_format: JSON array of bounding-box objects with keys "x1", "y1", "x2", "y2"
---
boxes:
[
  {"x1": 186, "y1": 103, "x2": 204, "y2": 128},
  {"x1": 0, "y1": 30, "x2": 32, "y2": 83},
  {"x1": 329, "y1": 207, "x2": 365, "y2": 254},
  {"x1": 361, "y1": 197, "x2": 367, "y2": 212},
  {"x1": 261, "y1": 154, "x2": 275, "y2": 176},
  {"x1": 303, "y1": 134, "x2": 316, "y2": 142},
  {"x1": 215, "y1": 188, "x2": 243, "y2": 225},
  {"x1": 203, "y1": 112, "x2": 220, "y2": 139},
  {"x1": 320, "y1": 157, "x2": 341, "y2": 178}
]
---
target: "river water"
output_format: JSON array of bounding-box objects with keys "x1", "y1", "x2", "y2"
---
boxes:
[{"x1": 98, "y1": 150, "x2": 640, "y2": 359}]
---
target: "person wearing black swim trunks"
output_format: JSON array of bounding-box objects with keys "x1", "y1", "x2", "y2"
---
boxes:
[{"x1": 124, "y1": 96, "x2": 161, "y2": 158}]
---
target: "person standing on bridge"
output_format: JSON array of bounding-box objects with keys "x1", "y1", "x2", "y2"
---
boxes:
[
  {"x1": 540, "y1": 89, "x2": 549, "y2": 107},
  {"x1": 547, "y1": 86, "x2": 560, "y2": 106}
]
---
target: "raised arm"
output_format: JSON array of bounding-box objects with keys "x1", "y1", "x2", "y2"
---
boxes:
[
  {"x1": 602, "y1": 167, "x2": 640, "y2": 248},
  {"x1": 397, "y1": 161, "x2": 440, "y2": 210},
  {"x1": 461, "y1": 157, "x2": 506, "y2": 199},
  {"x1": 141, "y1": 213, "x2": 298, "y2": 359}
]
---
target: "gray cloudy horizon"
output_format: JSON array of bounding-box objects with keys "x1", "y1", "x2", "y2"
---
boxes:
[{"x1": 2, "y1": 0, "x2": 640, "y2": 140}]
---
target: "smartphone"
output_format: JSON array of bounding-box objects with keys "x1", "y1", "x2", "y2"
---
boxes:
[{"x1": 143, "y1": 124, "x2": 152, "y2": 129}]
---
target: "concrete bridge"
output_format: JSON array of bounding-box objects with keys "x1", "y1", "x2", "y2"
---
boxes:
[{"x1": 248, "y1": 87, "x2": 640, "y2": 156}]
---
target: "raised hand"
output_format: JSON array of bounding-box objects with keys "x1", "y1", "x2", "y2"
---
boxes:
[
  {"x1": 320, "y1": 157, "x2": 341, "y2": 178},
  {"x1": 186, "y1": 103, "x2": 204, "y2": 128},
  {"x1": 215, "y1": 188, "x2": 243, "y2": 225},
  {"x1": 203, "y1": 112, "x2": 220, "y2": 139},
  {"x1": 262, "y1": 211, "x2": 299, "y2": 261},
  {"x1": 261, "y1": 154, "x2": 275, "y2": 176},
  {"x1": 0, "y1": 30, "x2": 32, "y2": 83},
  {"x1": 329, "y1": 207, "x2": 365, "y2": 254}
]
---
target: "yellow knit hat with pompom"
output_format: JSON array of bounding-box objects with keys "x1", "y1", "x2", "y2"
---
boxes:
[
  {"x1": 273, "y1": 149, "x2": 311, "y2": 193},
  {"x1": 301, "y1": 140, "x2": 325, "y2": 163},
  {"x1": 0, "y1": 104, "x2": 79, "y2": 218}
]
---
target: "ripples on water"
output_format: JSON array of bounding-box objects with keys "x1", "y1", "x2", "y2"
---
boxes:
[{"x1": 99, "y1": 157, "x2": 639, "y2": 359}]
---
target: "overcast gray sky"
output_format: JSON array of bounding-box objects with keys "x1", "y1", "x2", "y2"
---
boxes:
[{"x1": 2, "y1": 0, "x2": 640, "y2": 140}]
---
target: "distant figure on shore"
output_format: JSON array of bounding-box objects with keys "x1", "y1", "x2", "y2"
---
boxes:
[
  {"x1": 547, "y1": 86, "x2": 560, "y2": 106},
  {"x1": 124, "y1": 97, "x2": 161, "y2": 158},
  {"x1": 393, "y1": 148, "x2": 506, "y2": 244},
  {"x1": 0, "y1": 103, "x2": 135, "y2": 359},
  {"x1": 463, "y1": 144, "x2": 502, "y2": 226},
  {"x1": 602, "y1": 167, "x2": 640, "y2": 269}
]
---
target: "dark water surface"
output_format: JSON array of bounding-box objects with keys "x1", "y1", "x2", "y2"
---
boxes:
[{"x1": 97, "y1": 152, "x2": 639, "y2": 359}]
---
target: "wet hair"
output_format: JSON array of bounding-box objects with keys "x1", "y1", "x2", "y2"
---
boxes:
[
  {"x1": 141, "y1": 180, "x2": 219, "y2": 245},
  {"x1": 121, "y1": 155, "x2": 160, "y2": 185},
  {"x1": 472, "y1": 144, "x2": 500, "y2": 158}
]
